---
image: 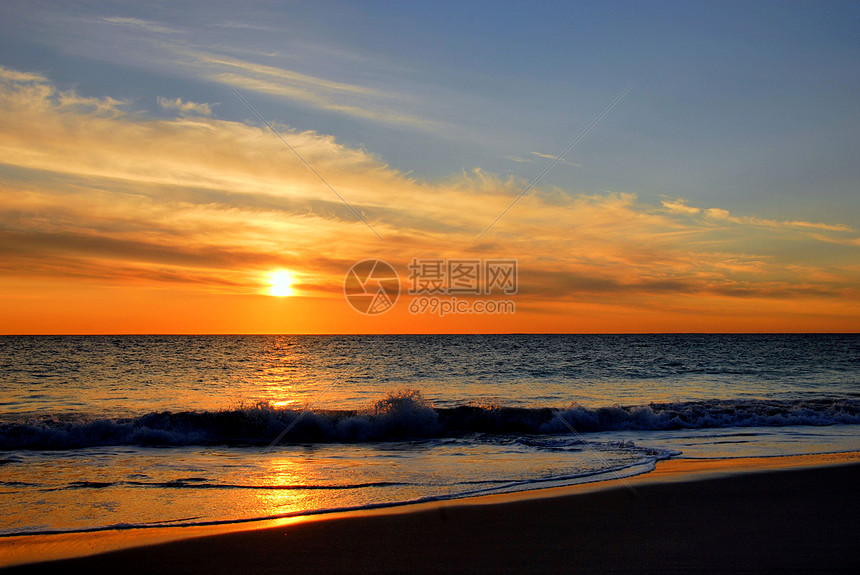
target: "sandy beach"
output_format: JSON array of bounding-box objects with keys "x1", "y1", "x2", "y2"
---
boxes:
[{"x1": 2, "y1": 452, "x2": 858, "y2": 574}]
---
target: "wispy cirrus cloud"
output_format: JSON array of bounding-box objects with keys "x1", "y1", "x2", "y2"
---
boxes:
[
  {"x1": 101, "y1": 16, "x2": 181, "y2": 35},
  {"x1": 530, "y1": 151, "x2": 582, "y2": 167},
  {"x1": 6, "y1": 8, "x2": 502, "y2": 155},
  {"x1": 661, "y1": 197, "x2": 854, "y2": 233},
  {"x1": 192, "y1": 52, "x2": 378, "y2": 96},
  {"x1": 202, "y1": 63, "x2": 444, "y2": 132},
  {"x1": 157, "y1": 96, "x2": 212, "y2": 116},
  {"x1": 84, "y1": 15, "x2": 447, "y2": 132},
  {"x1": 0, "y1": 68, "x2": 46, "y2": 83}
]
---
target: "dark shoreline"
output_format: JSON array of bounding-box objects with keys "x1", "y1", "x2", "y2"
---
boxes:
[{"x1": 4, "y1": 457, "x2": 858, "y2": 574}]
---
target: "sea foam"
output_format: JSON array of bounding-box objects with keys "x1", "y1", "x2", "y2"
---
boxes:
[{"x1": 1, "y1": 391, "x2": 857, "y2": 450}]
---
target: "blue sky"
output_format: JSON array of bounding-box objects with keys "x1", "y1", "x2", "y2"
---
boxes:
[
  {"x1": 1, "y1": 1, "x2": 858, "y2": 333},
  {"x1": 3, "y1": 1, "x2": 857, "y2": 219}
]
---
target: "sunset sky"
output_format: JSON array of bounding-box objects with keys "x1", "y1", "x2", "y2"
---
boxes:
[{"x1": 1, "y1": 1, "x2": 858, "y2": 334}]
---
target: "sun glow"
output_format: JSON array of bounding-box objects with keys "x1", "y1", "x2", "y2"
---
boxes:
[{"x1": 267, "y1": 270, "x2": 296, "y2": 297}]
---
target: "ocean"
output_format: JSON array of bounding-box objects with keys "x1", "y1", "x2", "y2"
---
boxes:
[{"x1": 1, "y1": 334, "x2": 858, "y2": 537}]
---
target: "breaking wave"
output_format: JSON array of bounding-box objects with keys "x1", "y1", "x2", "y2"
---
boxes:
[{"x1": 1, "y1": 390, "x2": 857, "y2": 450}]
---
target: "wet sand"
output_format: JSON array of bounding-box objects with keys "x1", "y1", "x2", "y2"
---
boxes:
[{"x1": 2, "y1": 453, "x2": 858, "y2": 574}]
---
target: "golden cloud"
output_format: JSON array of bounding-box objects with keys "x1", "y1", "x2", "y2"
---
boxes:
[{"x1": 1, "y1": 67, "x2": 858, "y2": 311}]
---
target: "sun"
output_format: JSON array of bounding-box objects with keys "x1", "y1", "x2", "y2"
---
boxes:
[{"x1": 266, "y1": 269, "x2": 296, "y2": 297}]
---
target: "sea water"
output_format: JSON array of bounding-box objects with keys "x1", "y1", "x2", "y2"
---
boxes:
[{"x1": 0, "y1": 334, "x2": 857, "y2": 536}]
